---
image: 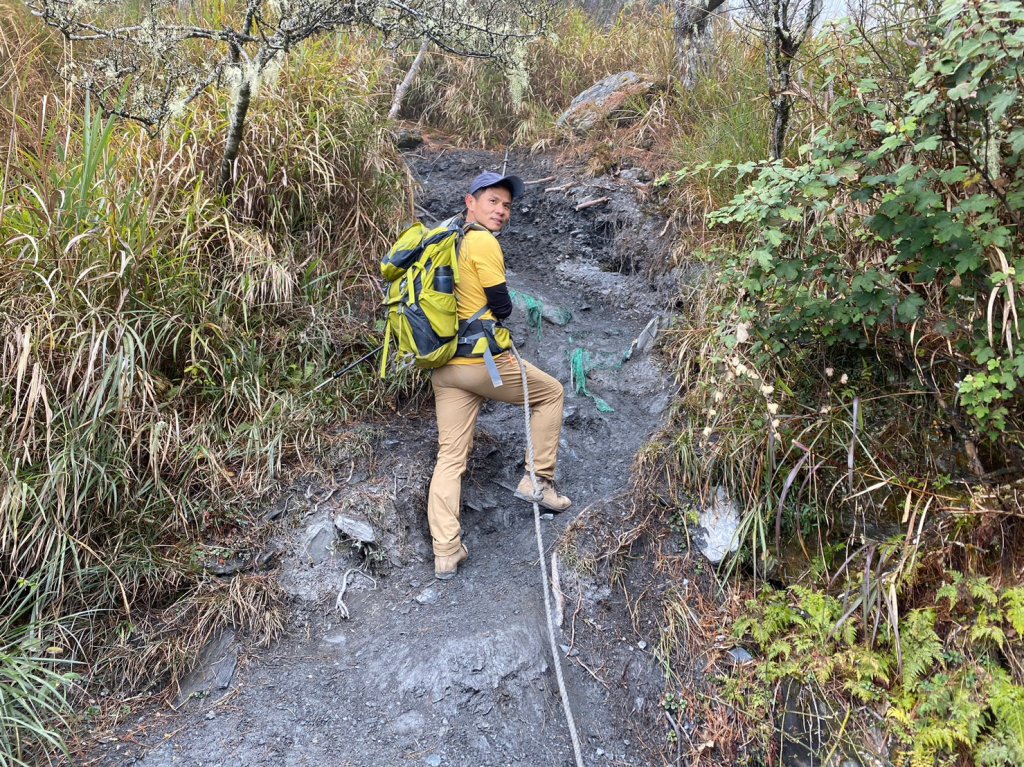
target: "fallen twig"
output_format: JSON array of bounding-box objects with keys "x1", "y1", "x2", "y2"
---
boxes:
[
  {"x1": 575, "y1": 196, "x2": 609, "y2": 211},
  {"x1": 544, "y1": 183, "x2": 574, "y2": 193},
  {"x1": 526, "y1": 175, "x2": 556, "y2": 185}
]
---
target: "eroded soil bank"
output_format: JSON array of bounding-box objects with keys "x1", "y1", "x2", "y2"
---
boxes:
[{"x1": 89, "y1": 146, "x2": 680, "y2": 767}]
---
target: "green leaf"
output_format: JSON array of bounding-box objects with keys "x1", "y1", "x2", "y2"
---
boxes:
[
  {"x1": 988, "y1": 88, "x2": 1018, "y2": 123},
  {"x1": 913, "y1": 135, "x2": 942, "y2": 152},
  {"x1": 897, "y1": 294, "x2": 926, "y2": 323}
]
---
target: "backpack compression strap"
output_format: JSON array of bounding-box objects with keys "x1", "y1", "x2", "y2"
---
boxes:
[{"x1": 457, "y1": 307, "x2": 503, "y2": 388}]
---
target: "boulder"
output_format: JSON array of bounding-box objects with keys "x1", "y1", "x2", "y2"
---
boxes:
[{"x1": 556, "y1": 72, "x2": 656, "y2": 133}]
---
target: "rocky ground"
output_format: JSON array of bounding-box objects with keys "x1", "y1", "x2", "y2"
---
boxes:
[{"x1": 88, "y1": 146, "x2": 682, "y2": 767}]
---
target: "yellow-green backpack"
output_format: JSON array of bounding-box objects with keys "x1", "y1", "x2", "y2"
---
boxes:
[{"x1": 378, "y1": 216, "x2": 466, "y2": 376}]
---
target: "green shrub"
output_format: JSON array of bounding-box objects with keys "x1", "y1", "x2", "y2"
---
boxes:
[{"x1": 669, "y1": 0, "x2": 1024, "y2": 444}]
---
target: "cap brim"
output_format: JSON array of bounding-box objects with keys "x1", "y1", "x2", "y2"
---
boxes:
[{"x1": 502, "y1": 175, "x2": 525, "y2": 200}]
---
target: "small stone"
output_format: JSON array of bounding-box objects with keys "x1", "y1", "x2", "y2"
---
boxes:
[
  {"x1": 560, "y1": 644, "x2": 570, "y2": 654},
  {"x1": 205, "y1": 710, "x2": 215, "y2": 720},
  {"x1": 597, "y1": 748, "x2": 605, "y2": 756},
  {"x1": 541, "y1": 513, "x2": 554, "y2": 521},
  {"x1": 322, "y1": 629, "x2": 347, "y2": 647},
  {"x1": 333, "y1": 513, "x2": 376, "y2": 544},
  {"x1": 414, "y1": 587, "x2": 440, "y2": 606},
  {"x1": 425, "y1": 755, "x2": 442, "y2": 767},
  {"x1": 637, "y1": 641, "x2": 647, "y2": 650}
]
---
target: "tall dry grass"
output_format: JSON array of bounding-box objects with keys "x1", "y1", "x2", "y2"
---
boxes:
[{"x1": 1, "y1": 4, "x2": 409, "y2": 760}]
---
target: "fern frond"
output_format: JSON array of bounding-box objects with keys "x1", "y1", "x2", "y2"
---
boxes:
[
  {"x1": 969, "y1": 576, "x2": 999, "y2": 606},
  {"x1": 1001, "y1": 588, "x2": 1024, "y2": 637},
  {"x1": 990, "y1": 679, "x2": 1024, "y2": 760}
]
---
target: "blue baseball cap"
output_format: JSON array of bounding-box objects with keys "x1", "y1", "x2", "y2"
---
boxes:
[{"x1": 468, "y1": 171, "x2": 525, "y2": 200}]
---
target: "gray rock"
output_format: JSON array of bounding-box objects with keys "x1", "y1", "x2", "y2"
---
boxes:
[
  {"x1": 322, "y1": 629, "x2": 347, "y2": 647},
  {"x1": 697, "y1": 486, "x2": 741, "y2": 563},
  {"x1": 394, "y1": 129, "x2": 423, "y2": 150},
  {"x1": 425, "y1": 755, "x2": 442, "y2": 767},
  {"x1": 556, "y1": 72, "x2": 657, "y2": 133},
  {"x1": 391, "y1": 710, "x2": 426, "y2": 736},
  {"x1": 646, "y1": 391, "x2": 672, "y2": 416},
  {"x1": 175, "y1": 630, "x2": 237, "y2": 706},
  {"x1": 262, "y1": 496, "x2": 291, "y2": 521},
  {"x1": 625, "y1": 317, "x2": 659, "y2": 360},
  {"x1": 333, "y1": 513, "x2": 376, "y2": 544},
  {"x1": 541, "y1": 303, "x2": 572, "y2": 327},
  {"x1": 728, "y1": 647, "x2": 754, "y2": 665},
  {"x1": 414, "y1": 587, "x2": 440, "y2": 606},
  {"x1": 619, "y1": 167, "x2": 653, "y2": 183},
  {"x1": 302, "y1": 520, "x2": 336, "y2": 564}
]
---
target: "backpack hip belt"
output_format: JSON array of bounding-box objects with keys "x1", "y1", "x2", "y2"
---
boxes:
[{"x1": 454, "y1": 309, "x2": 506, "y2": 387}]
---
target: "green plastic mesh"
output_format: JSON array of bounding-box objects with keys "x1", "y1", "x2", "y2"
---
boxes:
[
  {"x1": 568, "y1": 347, "x2": 615, "y2": 413},
  {"x1": 509, "y1": 288, "x2": 545, "y2": 339}
]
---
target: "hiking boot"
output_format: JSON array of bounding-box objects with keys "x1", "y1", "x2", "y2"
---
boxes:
[
  {"x1": 514, "y1": 475, "x2": 572, "y2": 512},
  {"x1": 434, "y1": 544, "x2": 469, "y2": 581}
]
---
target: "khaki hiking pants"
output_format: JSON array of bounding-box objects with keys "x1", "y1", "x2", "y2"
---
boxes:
[{"x1": 428, "y1": 352, "x2": 564, "y2": 556}]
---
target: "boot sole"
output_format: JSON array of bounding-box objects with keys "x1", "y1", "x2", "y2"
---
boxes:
[
  {"x1": 513, "y1": 490, "x2": 571, "y2": 513},
  {"x1": 434, "y1": 547, "x2": 468, "y2": 580}
]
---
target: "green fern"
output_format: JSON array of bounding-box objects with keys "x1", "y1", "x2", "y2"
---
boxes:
[
  {"x1": 936, "y1": 571, "x2": 963, "y2": 607},
  {"x1": 969, "y1": 606, "x2": 1007, "y2": 651},
  {"x1": 1001, "y1": 588, "x2": 1024, "y2": 636},
  {"x1": 990, "y1": 678, "x2": 1024, "y2": 761},
  {"x1": 901, "y1": 609, "x2": 944, "y2": 689},
  {"x1": 969, "y1": 576, "x2": 999, "y2": 607}
]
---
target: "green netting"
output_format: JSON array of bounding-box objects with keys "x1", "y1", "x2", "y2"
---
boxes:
[
  {"x1": 568, "y1": 347, "x2": 615, "y2": 413},
  {"x1": 508, "y1": 289, "x2": 573, "y2": 340},
  {"x1": 509, "y1": 288, "x2": 545, "y2": 339}
]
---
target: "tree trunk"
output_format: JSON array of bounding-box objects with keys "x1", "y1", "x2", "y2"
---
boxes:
[
  {"x1": 388, "y1": 39, "x2": 430, "y2": 121},
  {"x1": 674, "y1": 0, "x2": 726, "y2": 89},
  {"x1": 218, "y1": 76, "x2": 252, "y2": 194}
]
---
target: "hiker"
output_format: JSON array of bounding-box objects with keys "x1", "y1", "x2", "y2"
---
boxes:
[{"x1": 430, "y1": 171, "x2": 571, "y2": 580}]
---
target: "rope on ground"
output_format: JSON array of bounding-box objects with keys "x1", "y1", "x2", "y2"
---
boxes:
[{"x1": 511, "y1": 343, "x2": 586, "y2": 767}]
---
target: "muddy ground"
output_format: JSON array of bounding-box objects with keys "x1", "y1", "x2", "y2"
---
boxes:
[{"x1": 89, "y1": 146, "x2": 683, "y2": 767}]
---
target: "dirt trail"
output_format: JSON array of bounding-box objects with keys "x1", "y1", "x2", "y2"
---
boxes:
[{"x1": 94, "y1": 148, "x2": 676, "y2": 767}]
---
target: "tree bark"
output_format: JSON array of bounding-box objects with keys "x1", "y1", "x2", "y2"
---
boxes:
[
  {"x1": 674, "y1": 0, "x2": 726, "y2": 89},
  {"x1": 218, "y1": 76, "x2": 252, "y2": 194},
  {"x1": 388, "y1": 39, "x2": 430, "y2": 121}
]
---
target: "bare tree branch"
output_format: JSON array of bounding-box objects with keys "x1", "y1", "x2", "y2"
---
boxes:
[{"x1": 28, "y1": 0, "x2": 554, "y2": 193}]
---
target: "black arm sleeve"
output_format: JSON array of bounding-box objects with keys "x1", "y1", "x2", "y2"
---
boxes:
[{"x1": 483, "y1": 282, "x2": 514, "y2": 320}]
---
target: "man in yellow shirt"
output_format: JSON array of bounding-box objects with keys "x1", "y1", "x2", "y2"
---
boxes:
[{"x1": 430, "y1": 171, "x2": 571, "y2": 580}]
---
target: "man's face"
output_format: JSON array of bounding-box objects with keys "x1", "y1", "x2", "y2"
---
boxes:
[{"x1": 465, "y1": 185, "x2": 513, "y2": 233}]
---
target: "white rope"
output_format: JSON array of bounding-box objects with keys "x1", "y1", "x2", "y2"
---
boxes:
[{"x1": 511, "y1": 343, "x2": 586, "y2": 767}]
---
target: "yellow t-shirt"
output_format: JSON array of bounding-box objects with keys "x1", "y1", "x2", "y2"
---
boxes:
[{"x1": 449, "y1": 228, "x2": 505, "y2": 366}]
